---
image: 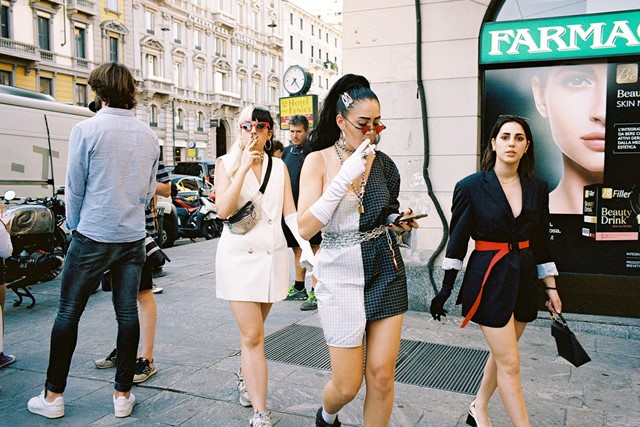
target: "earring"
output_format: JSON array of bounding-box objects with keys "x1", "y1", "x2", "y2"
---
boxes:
[{"x1": 265, "y1": 139, "x2": 272, "y2": 151}]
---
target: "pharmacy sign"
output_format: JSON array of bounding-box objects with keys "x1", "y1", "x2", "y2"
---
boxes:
[{"x1": 480, "y1": 10, "x2": 640, "y2": 64}]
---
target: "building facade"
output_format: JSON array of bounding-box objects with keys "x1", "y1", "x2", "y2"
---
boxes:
[
  {"x1": 0, "y1": 0, "x2": 97, "y2": 105},
  {"x1": 128, "y1": 0, "x2": 285, "y2": 163}
]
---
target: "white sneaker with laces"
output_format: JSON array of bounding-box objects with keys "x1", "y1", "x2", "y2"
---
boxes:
[
  {"x1": 113, "y1": 393, "x2": 136, "y2": 418},
  {"x1": 250, "y1": 411, "x2": 272, "y2": 427},
  {"x1": 236, "y1": 369, "x2": 252, "y2": 407},
  {"x1": 27, "y1": 390, "x2": 64, "y2": 419}
]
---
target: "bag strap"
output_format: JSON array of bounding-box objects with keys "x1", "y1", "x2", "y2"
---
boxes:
[
  {"x1": 549, "y1": 310, "x2": 568, "y2": 326},
  {"x1": 258, "y1": 154, "x2": 273, "y2": 194}
]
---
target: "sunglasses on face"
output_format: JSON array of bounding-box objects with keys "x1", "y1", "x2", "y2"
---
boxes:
[
  {"x1": 344, "y1": 116, "x2": 386, "y2": 135},
  {"x1": 240, "y1": 121, "x2": 270, "y2": 132}
]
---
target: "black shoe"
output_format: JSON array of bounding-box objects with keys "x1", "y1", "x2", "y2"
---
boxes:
[
  {"x1": 151, "y1": 268, "x2": 166, "y2": 279},
  {"x1": 315, "y1": 407, "x2": 341, "y2": 427},
  {"x1": 466, "y1": 400, "x2": 478, "y2": 426}
]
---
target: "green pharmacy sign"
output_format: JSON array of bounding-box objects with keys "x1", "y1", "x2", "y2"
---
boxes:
[{"x1": 480, "y1": 10, "x2": 640, "y2": 65}]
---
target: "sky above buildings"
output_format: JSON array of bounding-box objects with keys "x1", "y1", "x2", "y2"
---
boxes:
[{"x1": 289, "y1": 0, "x2": 343, "y2": 16}]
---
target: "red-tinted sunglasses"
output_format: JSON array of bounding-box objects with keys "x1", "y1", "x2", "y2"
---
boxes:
[
  {"x1": 344, "y1": 116, "x2": 386, "y2": 135},
  {"x1": 240, "y1": 121, "x2": 270, "y2": 132}
]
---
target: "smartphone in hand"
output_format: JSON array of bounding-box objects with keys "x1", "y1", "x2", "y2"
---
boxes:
[{"x1": 393, "y1": 213, "x2": 428, "y2": 226}]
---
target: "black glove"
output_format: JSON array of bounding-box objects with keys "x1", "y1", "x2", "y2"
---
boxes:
[{"x1": 430, "y1": 269, "x2": 458, "y2": 321}]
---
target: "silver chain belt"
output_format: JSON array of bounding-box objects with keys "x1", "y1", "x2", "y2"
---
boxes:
[{"x1": 321, "y1": 225, "x2": 388, "y2": 249}]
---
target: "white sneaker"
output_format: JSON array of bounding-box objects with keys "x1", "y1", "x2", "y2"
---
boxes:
[
  {"x1": 27, "y1": 390, "x2": 64, "y2": 419},
  {"x1": 113, "y1": 393, "x2": 136, "y2": 418},
  {"x1": 236, "y1": 369, "x2": 251, "y2": 407},
  {"x1": 250, "y1": 411, "x2": 272, "y2": 427}
]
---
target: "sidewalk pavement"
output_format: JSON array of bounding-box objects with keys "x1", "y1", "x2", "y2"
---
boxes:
[{"x1": 1, "y1": 238, "x2": 639, "y2": 427}]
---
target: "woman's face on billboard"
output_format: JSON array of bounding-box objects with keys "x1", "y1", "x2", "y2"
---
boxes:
[{"x1": 531, "y1": 63, "x2": 607, "y2": 174}]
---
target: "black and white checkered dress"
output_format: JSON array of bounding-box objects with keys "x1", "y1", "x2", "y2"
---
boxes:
[{"x1": 314, "y1": 152, "x2": 408, "y2": 348}]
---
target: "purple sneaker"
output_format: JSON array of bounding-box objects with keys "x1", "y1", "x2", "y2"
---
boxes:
[{"x1": 0, "y1": 352, "x2": 16, "y2": 369}]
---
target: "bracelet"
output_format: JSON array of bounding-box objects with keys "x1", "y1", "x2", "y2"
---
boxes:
[{"x1": 545, "y1": 286, "x2": 557, "y2": 290}]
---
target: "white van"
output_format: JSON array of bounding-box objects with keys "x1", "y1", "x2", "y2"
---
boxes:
[{"x1": 0, "y1": 86, "x2": 94, "y2": 197}]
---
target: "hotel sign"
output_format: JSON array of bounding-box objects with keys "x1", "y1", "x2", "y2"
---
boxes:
[
  {"x1": 279, "y1": 95, "x2": 318, "y2": 130},
  {"x1": 480, "y1": 10, "x2": 640, "y2": 64}
]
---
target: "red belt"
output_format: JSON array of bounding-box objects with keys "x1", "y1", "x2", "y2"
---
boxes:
[{"x1": 460, "y1": 240, "x2": 530, "y2": 328}]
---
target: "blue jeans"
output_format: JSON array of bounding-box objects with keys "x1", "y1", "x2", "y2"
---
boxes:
[{"x1": 45, "y1": 232, "x2": 145, "y2": 393}]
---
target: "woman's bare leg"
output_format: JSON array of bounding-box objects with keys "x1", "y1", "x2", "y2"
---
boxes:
[
  {"x1": 473, "y1": 319, "x2": 527, "y2": 426},
  {"x1": 322, "y1": 345, "x2": 364, "y2": 415},
  {"x1": 479, "y1": 316, "x2": 529, "y2": 427},
  {"x1": 363, "y1": 314, "x2": 403, "y2": 427},
  {"x1": 230, "y1": 301, "x2": 272, "y2": 413}
]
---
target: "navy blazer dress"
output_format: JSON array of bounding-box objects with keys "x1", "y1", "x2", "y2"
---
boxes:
[{"x1": 444, "y1": 170, "x2": 556, "y2": 327}]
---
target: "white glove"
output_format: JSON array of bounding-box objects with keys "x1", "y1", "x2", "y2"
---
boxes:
[
  {"x1": 309, "y1": 139, "x2": 373, "y2": 224},
  {"x1": 284, "y1": 213, "x2": 315, "y2": 271}
]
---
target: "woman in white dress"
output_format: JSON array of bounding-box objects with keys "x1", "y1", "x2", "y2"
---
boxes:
[{"x1": 215, "y1": 106, "x2": 313, "y2": 427}]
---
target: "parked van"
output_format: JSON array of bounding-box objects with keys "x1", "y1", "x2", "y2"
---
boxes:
[{"x1": 0, "y1": 86, "x2": 94, "y2": 197}]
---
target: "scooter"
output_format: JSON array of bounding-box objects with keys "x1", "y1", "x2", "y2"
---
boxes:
[
  {"x1": 172, "y1": 188, "x2": 222, "y2": 241},
  {"x1": 1, "y1": 188, "x2": 69, "y2": 308}
]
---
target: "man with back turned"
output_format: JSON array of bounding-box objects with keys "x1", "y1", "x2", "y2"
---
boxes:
[{"x1": 27, "y1": 62, "x2": 159, "y2": 420}]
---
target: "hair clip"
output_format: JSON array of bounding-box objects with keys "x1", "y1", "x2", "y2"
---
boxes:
[{"x1": 341, "y1": 92, "x2": 353, "y2": 109}]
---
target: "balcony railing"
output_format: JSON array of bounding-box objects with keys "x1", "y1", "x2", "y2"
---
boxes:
[
  {"x1": 67, "y1": 0, "x2": 97, "y2": 16},
  {"x1": 212, "y1": 12, "x2": 237, "y2": 30},
  {"x1": 269, "y1": 35, "x2": 283, "y2": 49},
  {"x1": 0, "y1": 37, "x2": 39, "y2": 61},
  {"x1": 40, "y1": 50, "x2": 55, "y2": 62},
  {"x1": 308, "y1": 57, "x2": 323, "y2": 69},
  {"x1": 211, "y1": 92, "x2": 241, "y2": 108},
  {"x1": 324, "y1": 60, "x2": 338, "y2": 74},
  {"x1": 142, "y1": 77, "x2": 174, "y2": 96},
  {"x1": 74, "y1": 57, "x2": 89, "y2": 68}
]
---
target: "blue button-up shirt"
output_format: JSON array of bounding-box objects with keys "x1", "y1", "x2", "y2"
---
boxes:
[{"x1": 65, "y1": 108, "x2": 159, "y2": 243}]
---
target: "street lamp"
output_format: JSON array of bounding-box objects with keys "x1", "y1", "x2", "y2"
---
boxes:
[{"x1": 171, "y1": 98, "x2": 176, "y2": 165}]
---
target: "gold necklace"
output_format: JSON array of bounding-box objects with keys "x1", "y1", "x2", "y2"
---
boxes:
[
  {"x1": 334, "y1": 142, "x2": 366, "y2": 214},
  {"x1": 252, "y1": 151, "x2": 265, "y2": 164},
  {"x1": 498, "y1": 175, "x2": 519, "y2": 184}
]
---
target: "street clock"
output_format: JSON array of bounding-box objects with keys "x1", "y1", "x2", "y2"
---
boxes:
[{"x1": 283, "y1": 65, "x2": 312, "y2": 96}]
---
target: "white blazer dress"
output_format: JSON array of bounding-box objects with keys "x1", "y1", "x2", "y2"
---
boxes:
[{"x1": 215, "y1": 154, "x2": 289, "y2": 303}]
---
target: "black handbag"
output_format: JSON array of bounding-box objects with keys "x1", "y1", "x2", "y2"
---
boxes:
[
  {"x1": 550, "y1": 312, "x2": 591, "y2": 367},
  {"x1": 224, "y1": 155, "x2": 272, "y2": 235}
]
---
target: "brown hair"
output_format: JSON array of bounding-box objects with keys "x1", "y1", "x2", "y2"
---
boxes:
[
  {"x1": 88, "y1": 62, "x2": 137, "y2": 110},
  {"x1": 480, "y1": 115, "x2": 536, "y2": 177}
]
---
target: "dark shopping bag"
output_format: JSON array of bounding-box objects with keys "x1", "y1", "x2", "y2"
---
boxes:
[{"x1": 550, "y1": 312, "x2": 591, "y2": 367}]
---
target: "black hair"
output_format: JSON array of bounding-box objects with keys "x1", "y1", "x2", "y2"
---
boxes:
[
  {"x1": 480, "y1": 115, "x2": 536, "y2": 177},
  {"x1": 251, "y1": 106, "x2": 275, "y2": 156},
  {"x1": 272, "y1": 139, "x2": 284, "y2": 153},
  {"x1": 289, "y1": 114, "x2": 309, "y2": 130},
  {"x1": 308, "y1": 74, "x2": 379, "y2": 152}
]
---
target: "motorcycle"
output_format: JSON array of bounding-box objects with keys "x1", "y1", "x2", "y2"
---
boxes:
[
  {"x1": 172, "y1": 187, "x2": 222, "y2": 241},
  {"x1": 1, "y1": 188, "x2": 69, "y2": 308}
]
